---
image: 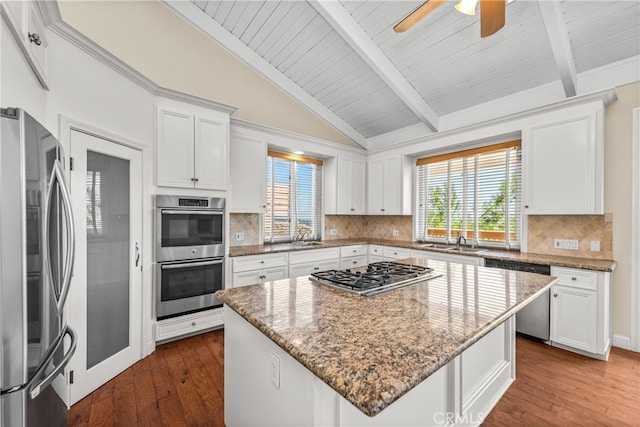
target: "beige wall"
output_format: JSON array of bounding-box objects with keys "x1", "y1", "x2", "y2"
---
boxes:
[
  {"x1": 58, "y1": 0, "x2": 358, "y2": 148},
  {"x1": 604, "y1": 81, "x2": 640, "y2": 338}
]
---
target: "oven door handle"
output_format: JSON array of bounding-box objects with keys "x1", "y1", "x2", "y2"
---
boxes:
[
  {"x1": 160, "y1": 209, "x2": 223, "y2": 216},
  {"x1": 161, "y1": 259, "x2": 224, "y2": 270}
]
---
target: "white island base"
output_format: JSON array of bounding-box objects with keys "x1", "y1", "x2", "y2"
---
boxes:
[{"x1": 225, "y1": 309, "x2": 516, "y2": 427}]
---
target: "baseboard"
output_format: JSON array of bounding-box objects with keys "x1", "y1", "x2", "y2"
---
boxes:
[{"x1": 612, "y1": 334, "x2": 632, "y2": 350}]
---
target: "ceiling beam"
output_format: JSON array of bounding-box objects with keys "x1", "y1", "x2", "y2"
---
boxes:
[
  {"x1": 309, "y1": 0, "x2": 439, "y2": 133},
  {"x1": 539, "y1": 0, "x2": 577, "y2": 98},
  {"x1": 161, "y1": 0, "x2": 368, "y2": 149}
]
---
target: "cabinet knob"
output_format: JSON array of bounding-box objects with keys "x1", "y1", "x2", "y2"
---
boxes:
[
  {"x1": 353, "y1": 250, "x2": 356, "y2": 253},
  {"x1": 350, "y1": 208, "x2": 355, "y2": 211},
  {"x1": 394, "y1": 252, "x2": 398, "y2": 255},
  {"x1": 191, "y1": 321, "x2": 197, "y2": 326},
  {"x1": 571, "y1": 277, "x2": 577, "y2": 281},
  {"x1": 262, "y1": 205, "x2": 266, "y2": 208},
  {"x1": 314, "y1": 267, "x2": 319, "y2": 270},
  {"x1": 553, "y1": 293, "x2": 558, "y2": 298},
  {"x1": 352, "y1": 260, "x2": 357, "y2": 264},
  {"x1": 28, "y1": 32, "x2": 42, "y2": 46},
  {"x1": 524, "y1": 205, "x2": 529, "y2": 209},
  {"x1": 260, "y1": 260, "x2": 265, "y2": 264},
  {"x1": 194, "y1": 178, "x2": 199, "y2": 182},
  {"x1": 381, "y1": 208, "x2": 385, "y2": 212}
]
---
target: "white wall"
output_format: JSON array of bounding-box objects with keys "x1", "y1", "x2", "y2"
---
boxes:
[{"x1": 1, "y1": 18, "x2": 158, "y2": 358}]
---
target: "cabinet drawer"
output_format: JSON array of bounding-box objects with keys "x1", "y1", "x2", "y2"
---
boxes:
[
  {"x1": 340, "y1": 255, "x2": 367, "y2": 269},
  {"x1": 232, "y1": 270, "x2": 263, "y2": 287},
  {"x1": 552, "y1": 267, "x2": 597, "y2": 291},
  {"x1": 368, "y1": 245, "x2": 384, "y2": 257},
  {"x1": 340, "y1": 245, "x2": 367, "y2": 257},
  {"x1": 383, "y1": 246, "x2": 411, "y2": 259},
  {"x1": 233, "y1": 253, "x2": 288, "y2": 272},
  {"x1": 289, "y1": 247, "x2": 340, "y2": 264},
  {"x1": 156, "y1": 308, "x2": 223, "y2": 342}
]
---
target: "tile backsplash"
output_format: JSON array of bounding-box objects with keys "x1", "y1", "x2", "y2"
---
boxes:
[
  {"x1": 229, "y1": 213, "x2": 261, "y2": 246},
  {"x1": 527, "y1": 214, "x2": 613, "y2": 259},
  {"x1": 324, "y1": 215, "x2": 413, "y2": 241}
]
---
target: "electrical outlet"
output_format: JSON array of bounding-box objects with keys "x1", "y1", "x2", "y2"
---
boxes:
[
  {"x1": 554, "y1": 239, "x2": 579, "y2": 250},
  {"x1": 235, "y1": 232, "x2": 244, "y2": 241},
  {"x1": 330, "y1": 229, "x2": 338, "y2": 236},
  {"x1": 270, "y1": 353, "x2": 280, "y2": 388},
  {"x1": 590, "y1": 240, "x2": 601, "y2": 252},
  {"x1": 392, "y1": 229, "x2": 399, "y2": 237}
]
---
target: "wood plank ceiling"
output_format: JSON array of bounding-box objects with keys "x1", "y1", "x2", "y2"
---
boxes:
[{"x1": 181, "y1": 0, "x2": 640, "y2": 145}]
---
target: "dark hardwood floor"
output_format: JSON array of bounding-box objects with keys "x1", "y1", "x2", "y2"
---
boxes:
[{"x1": 68, "y1": 331, "x2": 639, "y2": 426}]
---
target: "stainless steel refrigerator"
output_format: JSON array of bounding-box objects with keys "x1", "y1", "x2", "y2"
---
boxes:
[{"x1": 1, "y1": 108, "x2": 77, "y2": 427}]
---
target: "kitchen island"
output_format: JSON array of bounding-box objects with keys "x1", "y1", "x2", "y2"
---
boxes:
[{"x1": 217, "y1": 258, "x2": 557, "y2": 426}]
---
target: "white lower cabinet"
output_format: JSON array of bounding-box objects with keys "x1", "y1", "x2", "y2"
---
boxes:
[
  {"x1": 232, "y1": 253, "x2": 289, "y2": 287},
  {"x1": 340, "y1": 245, "x2": 368, "y2": 269},
  {"x1": 550, "y1": 266, "x2": 611, "y2": 359},
  {"x1": 382, "y1": 246, "x2": 411, "y2": 260},
  {"x1": 289, "y1": 247, "x2": 340, "y2": 279},
  {"x1": 156, "y1": 307, "x2": 223, "y2": 343}
]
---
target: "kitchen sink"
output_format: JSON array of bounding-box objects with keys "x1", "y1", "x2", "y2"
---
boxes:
[
  {"x1": 291, "y1": 241, "x2": 326, "y2": 247},
  {"x1": 419, "y1": 243, "x2": 486, "y2": 254},
  {"x1": 419, "y1": 244, "x2": 452, "y2": 250},
  {"x1": 446, "y1": 247, "x2": 487, "y2": 254}
]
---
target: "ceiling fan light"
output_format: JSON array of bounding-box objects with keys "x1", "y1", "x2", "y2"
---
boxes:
[{"x1": 455, "y1": 0, "x2": 479, "y2": 16}]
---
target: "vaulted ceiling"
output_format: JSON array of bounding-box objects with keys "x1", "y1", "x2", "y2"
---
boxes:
[{"x1": 165, "y1": 0, "x2": 640, "y2": 148}]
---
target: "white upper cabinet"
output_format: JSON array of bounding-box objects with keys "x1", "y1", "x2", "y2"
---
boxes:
[
  {"x1": 523, "y1": 104, "x2": 604, "y2": 214},
  {"x1": 229, "y1": 134, "x2": 267, "y2": 213},
  {"x1": 156, "y1": 98, "x2": 230, "y2": 190},
  {"x1": 1, "y1": 1, "x2": 49, "y2": 89},
  {"x1": 367, "y1": 156, "x2": 410, "y2": 215},
  {"x1": 336, "y1": 157, "x2": 366, "y2": 214}
]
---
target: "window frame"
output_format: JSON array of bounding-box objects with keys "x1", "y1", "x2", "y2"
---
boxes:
[
  {"x1": 264, "y1": 151, "x2": 323, "y2": 243},
  {"x1": 414, "y1": 140, "x2": 522, "y2": 249}
]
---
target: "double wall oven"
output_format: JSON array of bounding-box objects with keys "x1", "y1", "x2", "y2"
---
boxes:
[{"x1": 155, "y1": 195, "x2": 225, "y2": 319}]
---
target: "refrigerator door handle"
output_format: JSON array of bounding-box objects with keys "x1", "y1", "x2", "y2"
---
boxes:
[
  {"x1": 29, "y1": 326, "x2": 77, "y2": 400},
  {"x1": 55, "y1": 159, "x2": 76, "y2": 315},
  {"x1": 44, "y1": 159, "x2": 76, "y2": 315},
  {"x1": 0, "y1": 326, "x2": 76, "y2": 398}
]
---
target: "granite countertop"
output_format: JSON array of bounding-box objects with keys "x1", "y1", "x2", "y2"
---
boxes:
[
  {"x1": 229, "y1": 238, "x2": 616, "y2": 272},
  {"x1": 217, "y1": 257, "x2": 557, "y2": 417}
]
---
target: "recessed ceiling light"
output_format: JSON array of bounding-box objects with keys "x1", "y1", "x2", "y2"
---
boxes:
[{"x1": 294, "y1": 151, "x2": 304, "y2": 155}]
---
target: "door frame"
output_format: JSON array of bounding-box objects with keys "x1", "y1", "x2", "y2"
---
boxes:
[{"x1": 57, "y1": 115, "x2": 154, "y2": 405}]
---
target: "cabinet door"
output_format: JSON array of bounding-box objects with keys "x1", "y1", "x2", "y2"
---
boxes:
[
  {"x1": 230, "y1": 135, "x2": 266, "y2": 212},
  {"x1": 551, "y1": 285, "x2": 597, "y2": 353},
  {"x1": 26, "y1": 3, "x2": 48, "y2": 89},
  {"x1": 367, "y1": 160, "x2": 384, "y2": 214},
  {"x1": 263, "y1": 266, "x2": 288, "y2": 282},
  {"x1": 340, "y1": 255, "x2": 367, "y2": 270},
  {"x1": 232, "y1": 270, "x2": 264, "y2": 287},
  {"x1": 351, "y1": 160, "x2": 366, "y2": 214},
  {"x1": 382, "y1": 157, "x2": 401, "y2": 214},
  {"x1": 157, "y1": 108, "x2": 195, "y2": 188},
  {"x1": 1, "y1": 1, "x2": 27, "y2": 41},
  {"x1": 289, "y1": 262, "x2": 315, "y2": 279},
  {"x1": 195, "y1": 115, "x2": 228, "y2": 190},
  {"x1": 336, "y1": 158, "x2": 352, "y2": 214},
  {"x1": 524, "y1": 114, "x2": 598, "y2": 214}
]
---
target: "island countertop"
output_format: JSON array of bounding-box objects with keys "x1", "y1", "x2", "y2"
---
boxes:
[{"x1": 217, "y1": 258, "x2": 557, "y2": 417}]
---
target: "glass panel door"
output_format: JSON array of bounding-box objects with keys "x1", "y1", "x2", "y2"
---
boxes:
[{"x1": 85, "y1": 151, "x2": 130, "y2": 369}]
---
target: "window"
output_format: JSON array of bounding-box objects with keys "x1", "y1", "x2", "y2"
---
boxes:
[
  {"x1": 265, "y1": 151, "x2": 323, "y2": 242},
  {"x1": 415, "y1": 141, "x2": 522, "y2": 249}
]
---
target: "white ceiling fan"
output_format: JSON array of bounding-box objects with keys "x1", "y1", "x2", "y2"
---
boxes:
[{"x1": 393, "y1": 0, "x2": 508, "y2": 38}]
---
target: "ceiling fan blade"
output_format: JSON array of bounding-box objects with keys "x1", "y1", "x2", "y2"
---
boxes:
[
  {"x1": 393, "y1": 0, "x2": 447, "y2": 33},
  {"x1": 480, "y1": 0, "x2": 506, "y2": 37}
]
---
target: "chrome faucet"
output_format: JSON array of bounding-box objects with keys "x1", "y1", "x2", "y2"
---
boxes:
[
  {"x1": 297, "y1": 232, "x2": 309, "y2": 241},
  {"x1": 456, "y1": 234, "x2": 467, "y2": 248}
]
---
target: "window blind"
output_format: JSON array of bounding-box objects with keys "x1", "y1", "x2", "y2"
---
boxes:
[
  {"x1": 415, "y1": 141, "x2": 521, "y2": 248},
  {"x1": 265, "y1": 151, "x2": 323, "y2": 243}
]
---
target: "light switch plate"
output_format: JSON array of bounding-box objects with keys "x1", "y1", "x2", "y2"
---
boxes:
[
  {"x1": 554, "y1": 239, "x2": 579, "y2": 250},
  {"x1": 590, "y1": 240, "x2": 601, "y2": 252},
  {"x1": 330, "y1": 229, "x2": 338, "y2": 236},
  {"x1": 270, "y1": 353, "x2": 280, "y2": 388},
  {"x1": 392, "y1": 230, "x2": 399, "y2": 237},
  {"x1": 235, "y1": 232, "x2": 244, "y2": 241}
]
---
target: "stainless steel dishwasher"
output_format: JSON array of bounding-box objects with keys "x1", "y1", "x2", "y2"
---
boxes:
[{"x1": 484, "y1": 258, "x2": 551, "y2": 342}]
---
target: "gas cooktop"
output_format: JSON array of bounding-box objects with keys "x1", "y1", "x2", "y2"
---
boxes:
[{"x1": 310, "y1": 261, "x2": 441, "y2": 296}]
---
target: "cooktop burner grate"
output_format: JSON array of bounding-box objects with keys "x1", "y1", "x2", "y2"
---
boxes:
[{"x1": 310, "y1": 261, "x2": 441, "y2": 296}]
